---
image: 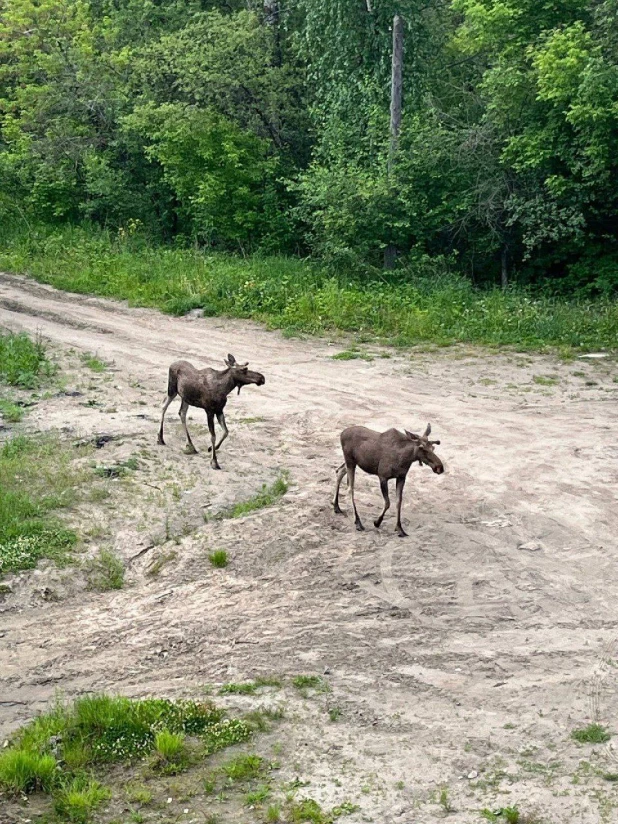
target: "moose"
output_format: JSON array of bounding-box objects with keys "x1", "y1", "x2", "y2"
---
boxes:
[
  {"x1": 333, "y1": 424, "x2": 444, "y2": 536},
  {"x1": 157, "y1": 354, "x2": 265, "y2": 469}
]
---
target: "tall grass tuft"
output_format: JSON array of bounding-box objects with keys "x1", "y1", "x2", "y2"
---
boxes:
[{"x1": 0, "y1": 749, "x2": 57, "y2": 794}]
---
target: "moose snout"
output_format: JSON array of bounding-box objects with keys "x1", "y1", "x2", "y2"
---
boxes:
[
  {"x1": 257, "y1": 375, "x2": 266, "y2": 386},
  {"x1": 433, "y1": 465, "x2": 445, "y2": 474}
]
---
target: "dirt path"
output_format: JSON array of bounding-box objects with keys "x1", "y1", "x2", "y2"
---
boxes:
[{"x1": 1, "y1": 272, "x2": 618, "y2": 822}]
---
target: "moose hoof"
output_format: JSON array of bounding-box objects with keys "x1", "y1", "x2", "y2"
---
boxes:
[
  {"x1": 184, "y1": 444, "x2": 198, "y2": 455},
  {"x1": 207, "y1": 446, "x2": 212, "y2": 452},
  {"x1": 396, "y1": 528, "x2": 408, "y2": 538},
  {"x1": 355, "y1": 521, "x2": 365, "y2": 532},
  {"x1": 211, "y1": 461, "x2": 221, "y2": 470},
  {"x1": 333, "y1": 504, "x2": 344, "y2": 515},
  {"x1": 374, "y1": 519, "x2": 383, "y2": 529},
  {"x1": 157, "y1": 437, "x2": 165, "y2": 446}
]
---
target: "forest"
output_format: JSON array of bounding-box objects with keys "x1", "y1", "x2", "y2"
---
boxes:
[{"x1": 1, "y1": 0, "x2": 617, "y2": 314}]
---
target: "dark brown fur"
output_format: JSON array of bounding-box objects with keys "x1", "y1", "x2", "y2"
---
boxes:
[
  {"x1": 157, "y1": 353, "x2": 265, "y2": 469},
  {"x1": 333, "y1": 424, "x2": 444, "y2": 536}
]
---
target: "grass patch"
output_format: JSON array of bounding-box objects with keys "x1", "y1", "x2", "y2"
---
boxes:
[
  {"x1": 571, "y1": 723, "x2": 611, "y2": 743},
  {"x1": 0, "y1": 434, "x2": 85, "y2": 576},
  {"x1": 209, "y1": 473, "x2": 289, "y2": 522},
  {"x1": 0, "y1": 330, "x2": 55, "y2": 388},
  {"x1": 3, "y1": 224, "x2": 617, "y2": 352},
  {"x1": 219, "y1": 677, "x2": 281, "y2": 696},
  {"x1": 81, "y1": 352, "x2": 106, "y2": 372},
  {"x1": 0, "y1": 398, "x2": 24, "y2": 422},
  {"x1": 85, "y1": 549, "x2": 125, "y2": 591},
  {"x1": 0, "y1": 693, "x2": 252, "y2": 819},
  {"x1": 331, "y1": 349, "x2": 373, "y2": 361},
  {"x1": 53, "y1": 776, "x2": 110, "y2": 824},
  {"x1": 532, "y1": 374, "x2": 560, "y2": 386},
  {"x1": 287, "y1": 797, "x2": 359, "y2": 823},
  {"x1": 208, "y1": 549, "x2": 228, "y2": 568},
  {"x1": 94, "y1": 456, "x2": 139, "y2": 478},
  {"x1": 146, "y1": 549, "x2": 178, "y2": 577},
  {"x1": 292, "y1": 675, "x2": 330, "y2": 697},
  {"x1": 221, "y1": 753, "x2": 264, "y2": 782}
]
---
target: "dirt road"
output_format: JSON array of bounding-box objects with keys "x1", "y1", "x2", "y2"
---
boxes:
[{"x1": 1, "y1": 272, "x2": 618, "y2": 822}]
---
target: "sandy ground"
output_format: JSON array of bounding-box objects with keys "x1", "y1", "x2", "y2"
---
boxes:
[{"x1": 1, "y1": 271, "x2": 618, "y2": 823}]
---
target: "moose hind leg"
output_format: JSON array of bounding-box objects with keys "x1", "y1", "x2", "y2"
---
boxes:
[
  {"x1": 347, "y1": 464, "x2": 364, "y2": 531},
  {"x1": 395, "y1": 475, "x2": 408, "y2": 537},
  {"x1": 333, "y1": 463, "x2": 347, "y2": 515},
  {"x1": 207, "y1": 411, "x2": 220, "y2": 469},
  {"x1": 179, "y1": 400, "x2": 198, "y2": 454},
  {"x1": 374, "y1": 478, "x2": 390, "y2": 528},
  {"x1": 157, "y1": 393, "x2": 176, "y2": 445}
]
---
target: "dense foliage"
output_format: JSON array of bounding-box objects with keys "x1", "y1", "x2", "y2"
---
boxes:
[{"x1": 1, "y1": 0, "x2": 617, "y2": 293}]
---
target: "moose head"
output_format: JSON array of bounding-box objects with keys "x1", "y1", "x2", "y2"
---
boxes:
[
  {"x1": 224, "y1": 353, "x2": 266, "y2": 393},
  {"x1": 405, "y1": 423, "x2": 444, "y2": 474}
]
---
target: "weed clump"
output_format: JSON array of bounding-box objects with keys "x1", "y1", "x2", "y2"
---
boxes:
[
  {"x1": 0, "y1": 331, "x2": 54, "y2": 388},
  {"x1": 571, "y1": 723, "x2": 611, "y2": 744},
  {"x1": 209, "y1": 549, "x2": 228, "y2": 568},
  {"x1": 85, "y1": 549, "x2": 125, "y2": 591},
  {"x1": 209, "y1": 473, "x2": 289, "y2": 521}
]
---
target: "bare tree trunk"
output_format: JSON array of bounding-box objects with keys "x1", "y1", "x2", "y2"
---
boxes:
[
  {"x1": 501, "y1": 244, "x2": 508, "y2": 290},
  {"x1": 264, "y1": 0, "x2": 281, "y2": 66},
  {"x1": 385, "y1": 14, "x2": 404, "y2": 270},
  {"x1": 388, "y1": 15, "x2": 404, "y2": 173}
]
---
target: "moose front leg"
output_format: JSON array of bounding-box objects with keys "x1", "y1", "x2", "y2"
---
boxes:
[
  {"x1": 374, "y1": 478, "x2": 390, "y2": 528},
  {"x1": 395, "y1": 475, "x2": 407, "y2": 537},
  {"x1": 206, "y1": 411, "x2": 221, "y2": 469},
  {"x1": 208, "y1": 412, "x2": 229, "y2": 453}
]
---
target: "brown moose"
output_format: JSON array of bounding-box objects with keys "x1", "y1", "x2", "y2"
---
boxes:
[
  {"x1": 333, "y1": 424, "x2": 444, "y2": 536},
  {"x1": 157, "y1": 354, "x2": 265, "y2": 469}
]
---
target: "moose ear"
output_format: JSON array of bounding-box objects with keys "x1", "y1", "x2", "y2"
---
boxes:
[
  {"x1": 226, "y1": 353, "x2": 236, "y2": 365},
  {"x1": 422, "y1": 423, "x2": 432, "y2": 438},
  {"x1": 405, "y1": 430, "x2": 420, "y2": 440}
]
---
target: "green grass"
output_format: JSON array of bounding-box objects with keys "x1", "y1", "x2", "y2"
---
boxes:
[
  {"x1": 209, "y1": 473, "x2": 289, "y2": 522},
  {"x1": 81, "y1": 352, "x2": 106, "y2": 372},
  {"x1": 221, "y1": 753, "x2": 264, "y2": 782},
  {"x1": 53, "y1": 776, "x2": 110, "y2": 824},
  {"x1": 0, "y1": 434, "x2": 84, "y2": 576},
  {"x1": 0, "y1": 693, "x2": 253, "y2": 819},
  {"x1": 0, "y1": 398, "x2": 24, "y2": 422},
  {"x1": 208, "y1": 549, "x2": 229, "y2": 568},
  {"x1": 292, "y1": 675, "x2": 330, "y2": 697},
  {"x1": 532, "y1": 374, "x2": 560, "y2": 386},
  {"x1": 0, "y1": 749, "x2": 57, "y2": 794},
  {"x1": 85, "y1": 549, "x2": 125, "y2": 591},
  {"x1": 0, "y1": 329, "x2": 55, "y2": 388},
  {"x1": 571, "y1": 723, "x2": 611, "y2": 743},
  {"x1": 219, "y1": 677, "x2": 281, "y2": 695},
  {"x1": 331, "y1": 349, "x2": 373, "y2": 361},
  {"x1": 2, "y1": 224, "x2": 617, "y2": 352}
]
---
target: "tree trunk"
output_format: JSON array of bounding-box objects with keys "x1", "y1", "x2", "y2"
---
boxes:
[
  {"x1": 501, "y1": 244, "x2": 508, "y2": 290},
  {"x1": 385, "y1": 14, "x2": 404, "y2": 270},
  {"x1": 264, "y1": 0, "x2": 281, "y2": 66}
]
